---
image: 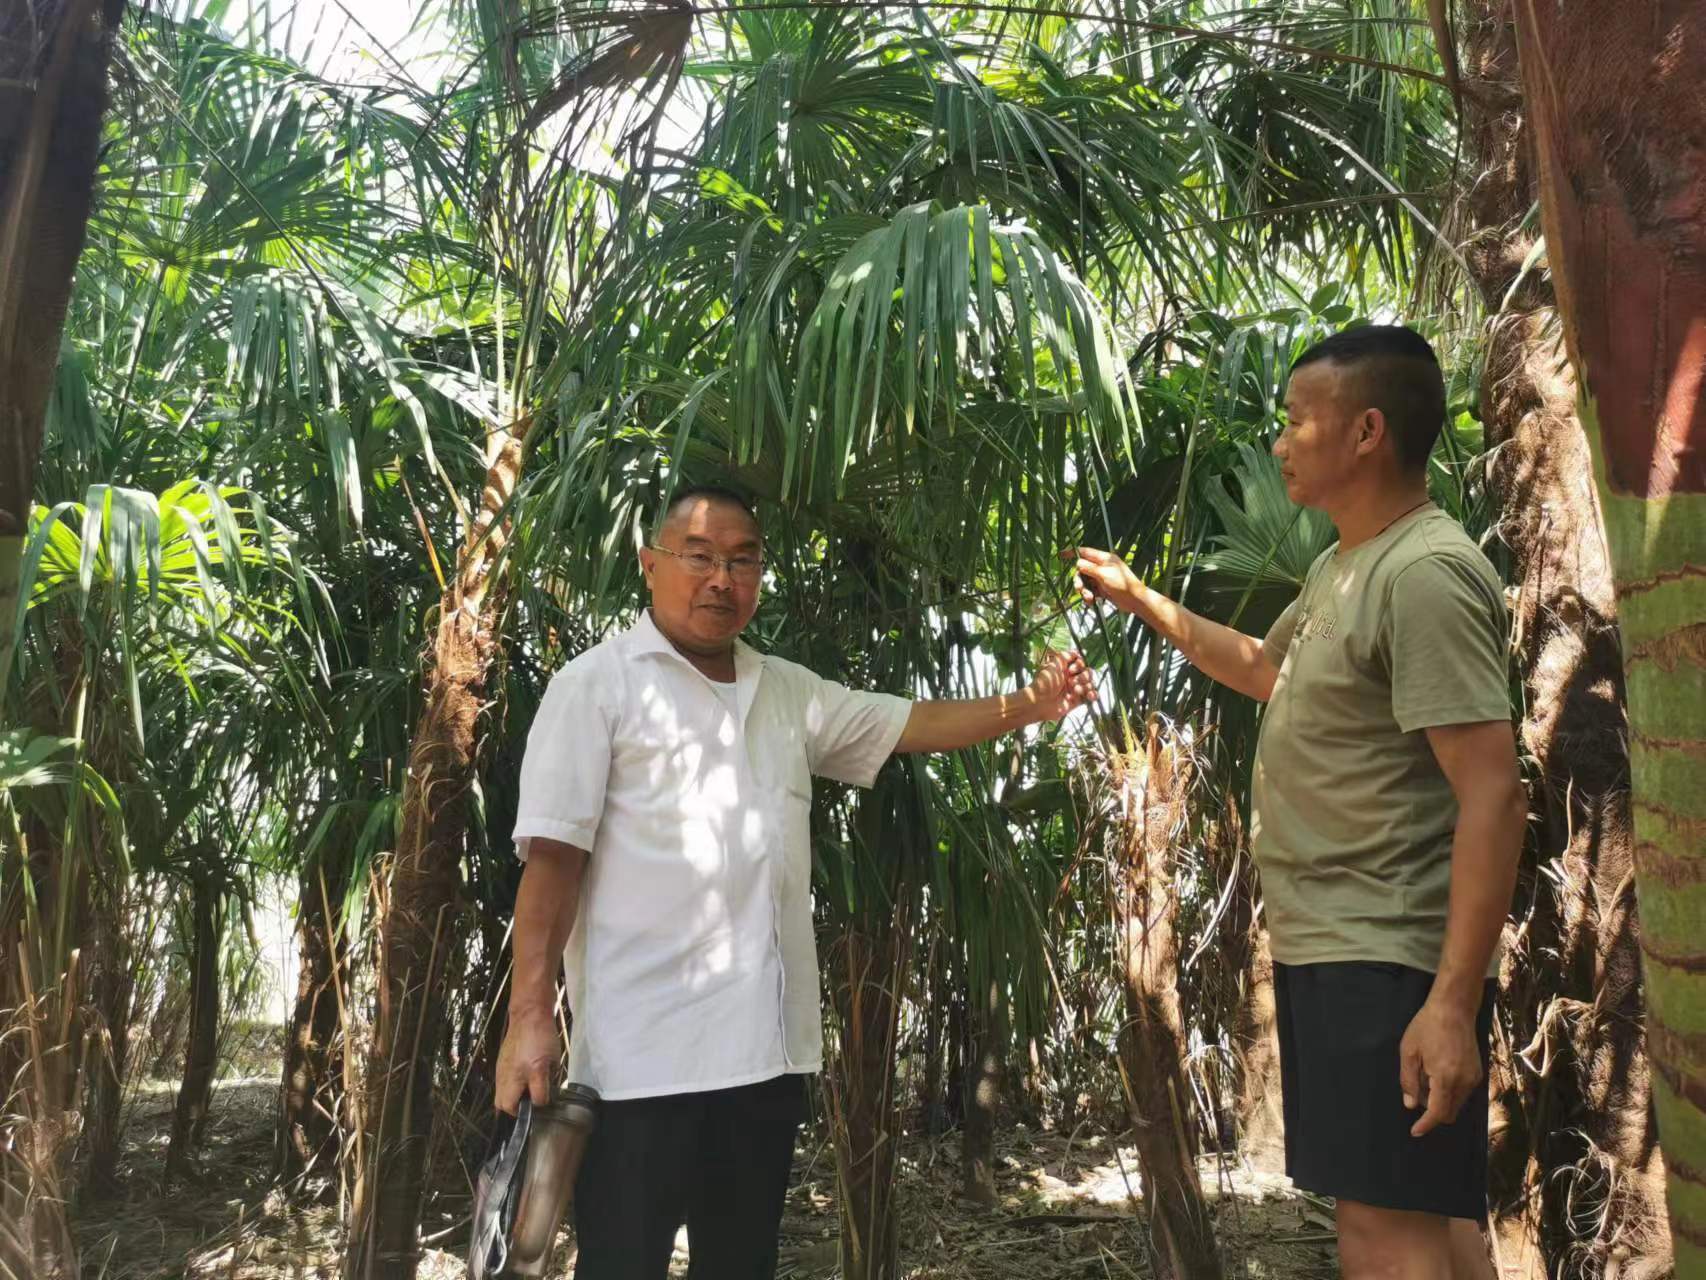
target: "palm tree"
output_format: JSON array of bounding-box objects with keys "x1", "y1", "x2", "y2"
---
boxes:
[
  {"x1": 503, "y1": 9, "x2": 1459, "y2": 1276},
  {"x1": 2, "y1": 473, "x2": 312, "y2": 1272},
  {"x1": 1428, "y1": 3, "x2": 1672, "y2": 1274},
  {"x1": 5, "y1": 6, "x2": 1612, "y2": 1280},
  {"x1": 1498, "y1": 4, "x2": 1705, "y2": 1269},
  {"x1": 343, "y1": 4, "x2": 696, "y2": 1271}
]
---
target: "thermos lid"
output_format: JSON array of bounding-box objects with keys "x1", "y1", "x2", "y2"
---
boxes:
[{"x1": 534, "y1": 1083, "x2": 601, "y2": 1122}]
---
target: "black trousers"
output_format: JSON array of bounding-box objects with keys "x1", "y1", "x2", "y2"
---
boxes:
[{"x1": 572, "y1": 1072, "x2": 807, "y2": 1280}]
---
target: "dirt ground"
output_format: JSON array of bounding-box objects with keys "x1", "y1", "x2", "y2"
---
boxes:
[{"x1": 75, "y1": 1079, "x2": 1341, "y2": 1279}]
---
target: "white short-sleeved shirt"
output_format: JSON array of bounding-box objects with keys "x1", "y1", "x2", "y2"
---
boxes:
[{"x1": 512, "y1": 610, "x2": 911, "y2": 1100}]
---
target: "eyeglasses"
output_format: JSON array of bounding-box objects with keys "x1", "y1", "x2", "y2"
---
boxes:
[{"x1": 649, "y1": 545, "x2": 765, "y2": 584}]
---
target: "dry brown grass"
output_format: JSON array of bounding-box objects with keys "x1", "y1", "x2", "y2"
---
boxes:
[{"x1": 72, "y1": 1078, "x2": 1340, "y2": 1280}]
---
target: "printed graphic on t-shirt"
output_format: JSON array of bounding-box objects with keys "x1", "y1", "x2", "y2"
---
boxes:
[
  {"x1": 1293, "y1": 598, "x2": 1338, "y2": 644},
  {"x1": 1291, "y1": 573, "x2": 1340, "y2": 647}
]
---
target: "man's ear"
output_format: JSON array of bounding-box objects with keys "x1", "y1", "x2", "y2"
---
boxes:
[{"x1": 1355, "y1": 408, "x2": 1386, "y2": 458}]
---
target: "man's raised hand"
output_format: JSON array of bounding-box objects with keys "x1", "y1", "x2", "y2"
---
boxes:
[
  {"x1": 1071, "y1": 546, "x2": 1143, "y2": 613},
  {"x1": 1029, "y1": 649, "x2": 1096, "y2": 721}
]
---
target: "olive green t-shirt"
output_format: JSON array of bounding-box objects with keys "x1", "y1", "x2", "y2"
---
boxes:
[{"x1": 1250, "y1": 507, "x2": 1510, "y2": 977}]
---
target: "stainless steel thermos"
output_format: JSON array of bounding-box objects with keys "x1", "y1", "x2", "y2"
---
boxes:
[
  {"x1": 505, "y1": 1087, "x2": 600, "y2": 1275},
  {"x1": 469, "y1": 1085, "x2": 601, "y2": 1279}
]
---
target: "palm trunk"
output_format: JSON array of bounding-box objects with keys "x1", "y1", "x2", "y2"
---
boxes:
[
  {"x1": 276, "y1": 858, "x2": 349, "y2": 1186},
  {"x1": 918, "y1": 934, "x2": 947, "y2": 1134},
  {"x1": 1211, "y1": 799, "x2": 1282, "y2": 1161},
  {"x1": 961, "y1": 973, "x2": 1004, "y2": 1206},
  {"x1": 0, "y1": 828, "x2": 85, "y2": 1278},
  {"x1": 1112, "y1": 721, "x2": 1222, "y2": 1280},
  {"x1": 1224, "y1": 864, "x2": 1282, "y2": 1162},
  {"x1": 1449, "y1": 8, "x2": 1671, "y2": 1272},
  {"x1": 165, "y1": 872, "x2": 220, "y2": 1182},
  {"x1": 0, "y1": 7, "x2": 124, "y2": 1259},
  {"x1": 825, "y1": 912, "x2": 912, "y2": 1280},
  {"x1": 0, "y1": 0, "x2": 126, "y2": 683},
  {"x1": 81, "y1": 878, "x2": 139, "y2": 1195},
  {"x1": 459, "y1": 908, "x2": 513, "y2": 1122},
  {"x1": 345, "y1": 420, "x2": 529, "y2": 1279},
  {"x1": 1229, "y1": 924, "x2": 1281, "y2": 1159},
  {"x1": 1501, "y1": 5, "x2": 1706, "y2": 1270}
]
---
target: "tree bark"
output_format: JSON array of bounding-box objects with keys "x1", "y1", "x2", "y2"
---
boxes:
[
  {"x1": 0, "y1": 821, "x2": 86, "y2": 1280},
  {"x1": 1112, "y1": 720, "x2": 1222, "y2": 1280},
  {"x1": 961, "y1": 973, "x2": 1004, "y2": 1207},
  {"x1": 0, "y1": 3, "x2": 125, "y2": 1254},
  {"x1": 345, "y1": 420, "x2": 529, "y2": 1279},
  {"x1": 0, "y1": 0, "x2": 126, "y2": 683},
  {"x1": 1208, "y1": 797, "x2": 1282, "y2": 1163},
  {"x1": 826, "y1": 914, "x2": 912, "y2": 1280},
  {"x1": 1224, "y1": 869, "x2": 1283, "y2": 1165},
  {"x1": 81, "y1": 874, "x2": 139, "y2": 1195},
  {"x1": 918, "y1": 934, "x2": 947, "y2": 1136},
  {"x1": 1501, "y1": 3, "x2": 1706, "y2": 1270},
  {"x1": 165, "y1": 872, "x2": 220, "y2": 1183},
  {"x1": 276, "y1": 857, "x2": 349, "y2": 1187},
  {"x1": 1449, "y1": 5, "x2": 1672, "y2": 1275}
]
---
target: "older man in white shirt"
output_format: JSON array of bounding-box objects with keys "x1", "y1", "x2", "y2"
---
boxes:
[{"x1": 496, "y1": 484, "x2": 1092, "y2": 1279}]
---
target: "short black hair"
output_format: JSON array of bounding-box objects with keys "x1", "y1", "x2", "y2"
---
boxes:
[
  {"x1": 1290, "y1": 325, "x2": 1446, "y2": 472},
  {"x1": 655, "y1": 483, "x2": 759, "y2": 533}
]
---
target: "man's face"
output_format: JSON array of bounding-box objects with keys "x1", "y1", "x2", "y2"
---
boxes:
[
  {"x1": 639, "y1": 497, "x2": 763, "y2": 654},
  {"x1": 1273, "y1": 360, "x2": 1376, "y2": 510}
]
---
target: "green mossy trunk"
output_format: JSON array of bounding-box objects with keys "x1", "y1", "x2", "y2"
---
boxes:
[
  {"x1": 1509, "y1": 3, "x2": 1706, "y2": 1267},
  {"x1": 1453, "y1": 4, "x2": 1669, "y2": 1273}
]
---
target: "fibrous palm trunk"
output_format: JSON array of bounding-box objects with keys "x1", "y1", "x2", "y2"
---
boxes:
[
  {"x1": 1220, "y1": 803, "x2": 1282, "y2": 1164},
  {"x1": 0, "y1": 827, "x2": 86, "y2": 1279},
  {"x1": 81, "y1": 876, "x2": 139, "y2": 1195},
  {"x1": 1447, "y1": 4, "x2": 1672, "y2": 1274},
  {"x1": 276, "y1": 858, "x2": 349, "y2": 1187},
  {"x1": 1112, "y1": 721, "x2": 1222, "y2": 1280},
  {"x1": 345, "y1": 420, "x2": 529, "y2": 1279},
  {"x1": 918, "y1": 934, "x2": 948, "y2": 1134},
  {"x1": 0, "y1": 8, "x2": 124, "y2": 1264},
  {"x1": 165, "y1": 872, "x2": 220, "y2": 1182},
  {"x1": 1499, "y1": 3, "x2": 1706, "y2": 1270},
  {"x1": 961, "y1": 973, "x2": 1004, "y2": 1206},
  {"x1": 826, "y1": 913, "x2": 912, "y2": 1280}
]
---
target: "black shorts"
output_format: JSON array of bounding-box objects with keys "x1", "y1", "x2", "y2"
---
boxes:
[{"x1": 1274, "y1": 960, "x2": 1494, "y2": 1222}]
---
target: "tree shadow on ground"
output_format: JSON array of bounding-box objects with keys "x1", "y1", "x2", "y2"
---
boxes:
[{"x1": 75, "y1": 1078, "x2": 1340, "y2": 1279}]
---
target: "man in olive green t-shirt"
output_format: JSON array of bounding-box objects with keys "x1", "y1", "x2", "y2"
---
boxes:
[{"x1": 1075, "y1": 325, "x2": 1526, "y2": 1280}]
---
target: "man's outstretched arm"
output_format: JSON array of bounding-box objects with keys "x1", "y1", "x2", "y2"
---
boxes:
[
  {"x1": 1073, "y1": 546, "x2": 1280, "y2": 702},
  {"x1": 893, "y1": 649, "x2": 1095, "y2": 754}
]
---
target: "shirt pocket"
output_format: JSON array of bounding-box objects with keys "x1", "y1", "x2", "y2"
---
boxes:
[{"x1": 612, "y1": 725, "x2": 706, "y2": 802}]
